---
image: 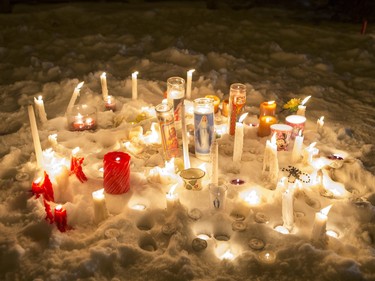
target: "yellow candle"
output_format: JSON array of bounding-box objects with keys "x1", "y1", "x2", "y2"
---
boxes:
[{"x1": 258, "y1": 116, "x2": 277, "y2": 137}]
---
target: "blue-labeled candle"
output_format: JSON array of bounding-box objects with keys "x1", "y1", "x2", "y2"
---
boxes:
[{"x1": 194, "y1": 98, "x2": 214, "y2": 161}]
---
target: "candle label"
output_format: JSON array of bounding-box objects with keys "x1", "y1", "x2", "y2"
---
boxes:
[
  {"x1": 194, "y1": 113, "x2": 214, "y2": 155},
  {"x1": 172, "y1": 97, "x2": 183, "y2": 122},
  {"x1": 159, "y1": 119, "x2": 179, "y2": 159},
  {"x1": 228, "y1": 93, "x2": 246, "y2": 135}
]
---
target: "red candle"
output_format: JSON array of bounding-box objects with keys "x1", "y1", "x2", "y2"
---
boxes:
[
  {"x1": 54, "y1": 204, "x2": 67, "y2": 232},
  {"x1": 260, "y1": 101, "x2": 276, "y2": 116},
  {"x1": 105, "y1": 95, "x2": 116, "y2": 111},
  {"x1": 70, "y1": 148, "x2": 87, "y2": 183},
  {"x1": 103, "y1": 152, "x2": 131, "y2": 194},
  {"x1": 31, "y1": 171, "x2": 54, "y2": 202},
  {"x1": 43, "y1": 199, "x2": 54, "y2": 224}
]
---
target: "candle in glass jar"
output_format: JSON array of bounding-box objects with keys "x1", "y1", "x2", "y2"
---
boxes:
[
  {"x1": 260, "y1": 101, "x2": 276, "y2": 116},
  {"x1": 258, "y1": 116, "x2": 277, "y2": 137},
  {"x1": 167, "y1": 77, "x2": 185, "y2": 130},
  {"x1": 104, "y1": 95, "x2": 116, "y2": 111},
  {"x1": 228, "y1": 83, "x2": 246, "y2": 135},
  {"x1": 103, "y1": 152, "x2": 131, "y2": 194},
  {"x1": 205, "y1": 95, "x2": 220, "y2": 114},
  {"x1": 194, "y1": 98, "x2": 214, "y2": 161}
]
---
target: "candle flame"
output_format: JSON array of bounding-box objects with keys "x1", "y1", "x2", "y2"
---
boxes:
[
  {"x1": 131, "y1": 204, "x2": 146, "y2": 211},
  {"x1": 239, "y1": 112, "x2": 248, "y2": 123},
  {"x1": 267, "y1": 100, "x2": 275, "y2": 105},
  {"x1": 92, "y1": 188, "x2": 105, "y2": 200},
  {"x1": 101, "y1": 72, "x2": 106, "y2": 79},
  {"x1": 326, "y1": 230, "x2": 339, "y2": 238},
  {"x1": 319, "y1": 116, "x2": 325, "y2": 122},
  {"x1": 132, "y1": 71, "x2": 139, "y2": 77},
  {"x1": 301, "y1": 95, "x2": 311, "y2": 105},
  {"x1": 244, "y1": 190, "x2": 261, "y2": 206},
  {"x1": 220, "y1": 250, "x2": 234, "y2": 260},
  {"x1": 72, "y1": 147, "x2": 80, "y2": 155},
  {"x1": 298, "y1": 130, "x2": 303, "y2": 137},
  {"x1": 76, "y1": 81, "x2": 84, "y2": 90},
  {"x1": 55, "y1": 204, "x2": 63, "y2": 211},
  {"x1": 115, "y1": 156, "x2": 121, "y2": 162},
  {"x1": 188, "y1": 69, "x2": 195, "y2": 75},
  {"x1": 33, "y1": 176, "x2": 43, "y2": 184},
  {"x1": 38, "y1": 95, "x2": 43, "y2": 101},
  {"x1": 320, "y1": 205, "x2": 332, "y2": 216}
]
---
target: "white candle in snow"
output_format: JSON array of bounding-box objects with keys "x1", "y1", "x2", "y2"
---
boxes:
[
  {"x1": 296, "y1": 95, "x2": 311, "y2": 116},
  {"x1": 303, "y1": 142, "x2": 319, "y2": 165},
  {"x1": 92, "y1": 188, "x2": 109, "y2": 224},
  {"x1": 34, "y1": 96, "x2": 48, "y2": 124},
  {"x1": 233, "y1": 122, "x2": 244, "y2": 163},
  {"x1": 166, "y1": 182, "x2": 179, "y2": 213},
  {"x1": 100, "y1": 72, "x2": 109, "y2": 101},
  {"x1": 311, "y1": 205, "x2": 332, "y2": 243},
  {"x1": 282, "y1": 184, "x2": 294, "y2": 231},
  {"x1": 317, "y1": 116, "x2": 324, "y2": 134},
  {"x1": 186, "y1": 69, "x2": 195, "y2": 100},
  {"x1": 292, "y1": 130, "x2": 304, "y2": 163},
  {"x1": 66, "y1": 81, "x2": 84, "y2": 113},
  {"x1": 132, "y1": 71, "x2": 138, "y2": 100},
  {"x1": 27, "y1": 105, "x2": 43, "y2": 168},
  {"x1": 211, "y1": 140, "x2": 219, "y2": 184},
  {"x1": 181, "y1": 100, "x2": 190, "y2": 169},
  {"x1": 262, "y1": 133, "x2": 279, "y2": 184}
]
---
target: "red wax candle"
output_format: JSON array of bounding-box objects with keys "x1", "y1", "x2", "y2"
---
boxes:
[
  {"x1": 70, "y1": 149, "x2": 88, "y2": 183},
  {"x1": 103, "y1": 152, "x2": 131, "y2": 194},
  {"x1": 260, "y1": 101, "x2": 276, "y2": 116},
  {"x1": 31, "y1": 171, "x2": 54, "y2": 202},
  {"x1": 54, "y1": 204, "x2": 67, "y2": 232}
]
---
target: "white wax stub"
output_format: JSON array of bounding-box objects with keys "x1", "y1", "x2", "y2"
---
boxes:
[
  {"x1": 248, "y1": 238, "x2": 265, "y2": 250},
  {"x1": 192, "y1": 238, "x2": 207, "y2": 251},
  {"x1": 232, "y1": 221, "x2": 247, "y2": 232}
]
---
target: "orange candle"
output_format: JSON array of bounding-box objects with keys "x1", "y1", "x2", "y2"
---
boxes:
[
  {"x1": 221, "y1": 99, "x2": 229, "y2": 117},
  {"x1": 205, "y1": 95, "x2": 220, "y2": 113},
  {"x1": 260, "y1": 101, "x2": 276, "y2": 116},
  {"x1": 258, "y1": 116, "x2": 277, "y2": 137}
]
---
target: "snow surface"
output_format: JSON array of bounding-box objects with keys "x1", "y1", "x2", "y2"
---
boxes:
[{"x1": 0, "y1": 2, "x2": 375, "y2": 281}]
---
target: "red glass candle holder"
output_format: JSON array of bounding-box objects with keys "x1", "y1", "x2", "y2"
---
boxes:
[{"x1": 103, "y1": 152, "x2": 131, "y2": 194}]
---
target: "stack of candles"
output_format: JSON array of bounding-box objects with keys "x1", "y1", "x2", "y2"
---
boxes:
[{"x1": 258, "y1": 101, "x2": 277, "y2": 137}]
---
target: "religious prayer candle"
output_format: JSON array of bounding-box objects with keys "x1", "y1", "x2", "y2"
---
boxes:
[
  {"x1": 167, "y1": 76, "x2": 185, "y2": 129},
  {"x1": 28, "y1": 105, "x2": 43, "y2": 168},
  {"x1": 132, "y1": 71, "x2": 138, "y2": 100},
  {"x1": 100, "y1": 72, "x2": 109, "y2": 101},
  {"x1": 228, "y1": 83, "x2": 246, "y2": 135},
  {"x1": 34, "y1": 96, "x2": 48, "y2": 124},
  {"x1": 186, "y1": 69, "x2": 195, "y2": 100},
  {"x1": 54, "y1": 204, "x2": 67, "y2": 232},
  {"x1": 66, "y1": 81, "x2": 84, "y2": 114},
  {"x1": 296, "y1": 96, "x2": 311, "y2": 116},
  {"x1": 103, "y1": 152, "x2": 131, "y2": 194},
  {"x1": 257, "y1": 116, "x2": 277, "y2": 137},
  {"x1": 155, "y1": 103, "x2": 180, "y2": 160},
  {"x1": 260, "y1": 101, "x2": 276, "y2": 117},
  {"x1": 233, "y1": 122, "x2": 244, "y2": 162},
  {"x1": 92, "y1": 188, "x2": 109, "y2": 224},
  {"x1": 285, "y1": 115, "x2": 306, "y2": 139},
  {"x1": 194, "y1": 98, "x2": 214, "y2": 161},
  {"x1": 311, "y1": 205, "x2": 332, "y2": 243},
  {"x1": 292, "y1": 130, "x2": 304, "y2": 163}
]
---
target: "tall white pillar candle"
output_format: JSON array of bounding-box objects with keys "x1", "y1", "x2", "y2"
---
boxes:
[
  {"x1": 92, "y1": 188, "x2": 109, "y2": 224},
  {"x1": 233, "y1": 122, "x2": 244, "y2": 163},
  {"x1": 66, "y1": 81, "x2": 84, "y2": 113},
  {"x1": 181, "y1": 100, "x2": 190, "y2": 169},
  {"x1": 100, "y1": 72, "x2": 109, "y2": 101},
  {"x1": 262, "y1": 133, "x2": 279, "y2": 184},
  {"x1": 132, "y1": 71, "x2": 138, "y2": 100},
  {"x1": 291, "y1": 131, "x2": 304, "y2": 163},
  {"x1": 282, "y1": 185, "x2": 294, "y2": 230},
  {"x1": 27, "y1": 105, "x2": 43, "y2": 168},
  {"x1": 311, "y1": 205, "x2": 332, "y2": 243},
  {"x1": 211, "y1": 140, "x2": 219, "y2": 184},
  {"x1": 34, "y1": 96, "x2": 48, "y2": 124},
  {"x1": 186, "y1": 69, "x2": 195, "y2": 100}
]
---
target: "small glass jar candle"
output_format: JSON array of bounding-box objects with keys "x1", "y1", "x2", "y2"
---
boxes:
[
  {"x1": 167, "y1": 77, "x2": 185, "y2": 129},
  {"x1": 260, "y1": 101, "x2": 276, "y2": 116},
  {"x1": 257, "y1": 116, "x2": 277, "y2": 137},
  {"x1": 104, "y1": 95, "x2": 116, "y2": 111},
  {"x1": 228, "y1": 83, "x2": 246, "y2": 135},
  {"x1": 205, "y1": 95, "x2": 220, "y2": 113},
  {"x1": 155, "y1": 103, "x2": 180, "y2": 160},
  {"x1": 67, "y1": 104, "x2": 97, "y2": 131},
  {"x1": 194, "y1": 98, "x2": 214, "y2": 161}
]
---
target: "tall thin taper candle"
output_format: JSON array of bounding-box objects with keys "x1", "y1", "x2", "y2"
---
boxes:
[
  {"x1": 262, "y1": 133, "x2": 279, "y2": 184},
  {"x1": 211, "y1": 140, "x2": 219, "y2": 184},
  {"x1": 233, "y1": 122, "x2": 244, "y2": 162},
  {"x1": 66, "y1": 81, "x2": 84, "y2": 113},
  {"x1": 100, "y1": 72, "x2": 108, "y2": 101},
  {"x1": 181, "y1": 100, "x2": 190, "y2": 169},
  {"x1": 34, "y1": 96, "x2": 48, "y2": 124},
  {"x1": 132, "y1": 71, "x2": 138, "y2": 100},
  {"x1": 186, "y1": 69, "x2": 195, "y2": 100},
  {"x1": 282, "y1": 185, "x2": 294, "y2": 230},
  {"x1": 28, "y1": 105, "x2": 43, "y2": 168},
  {"x1": 292, "y1": 131, "x2": 304, "y2": 163}
]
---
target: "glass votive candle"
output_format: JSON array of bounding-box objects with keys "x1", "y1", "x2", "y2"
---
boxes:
[
  {"x1": 285, "y1": 115, "x2": 307, "y2": 139},
  {"x1": 270, "y1": 124, "x2": 293, "y2": 151},
  {"x1": 104, "y1": 95, "x2": 116, "y2": 111},
  {"x1": 67, "y1": 104, "x2": 97, "y2": 131}
]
